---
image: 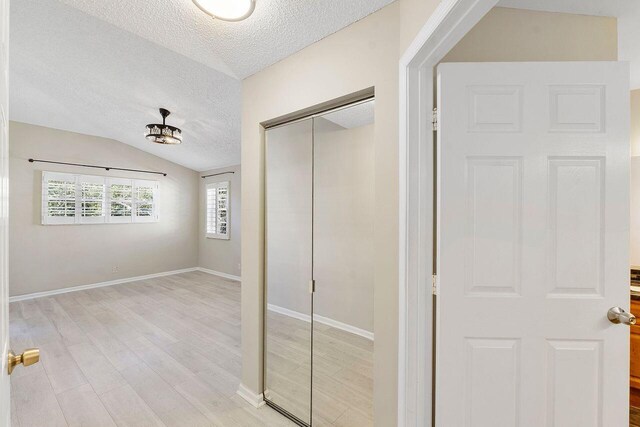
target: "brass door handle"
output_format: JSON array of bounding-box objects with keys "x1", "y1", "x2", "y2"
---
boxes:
[
  {"x1": 7, "y1": 348, "x2": 40, "y2": 375},
  {"x1": 607, "y1": 307, "x2": 637, "y2": 325}
]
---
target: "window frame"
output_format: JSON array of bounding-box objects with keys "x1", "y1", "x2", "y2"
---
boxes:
[
  {"x1": 41, "y1": 171, "x2": 159, "y2": 225},
  {"x1": 206, "y1": 180, "x2": 230, "y2": 240}
]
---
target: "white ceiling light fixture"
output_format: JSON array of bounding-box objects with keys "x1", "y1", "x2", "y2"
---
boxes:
[{"x1": 192, "y1": 0, "x2": 256, "y2": 21}]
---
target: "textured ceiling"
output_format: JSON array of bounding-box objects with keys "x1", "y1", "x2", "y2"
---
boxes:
[
  {"x1": 10, "y1": 0, "x2": 395, "y2": 171},
  {"x1": 498, "y1": 0, "x2": 640, "y2": 89},
  {"x1": 323, "y1": 100, "x2": 375, "y2": 129}
]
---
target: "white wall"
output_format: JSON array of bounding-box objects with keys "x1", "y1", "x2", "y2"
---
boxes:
[
  {"x1": 199, "y1": 164, "x2": 241, "y2": 278},
  {"x1": 9, "y1": 121, "x2": 199, "y2": 296}
]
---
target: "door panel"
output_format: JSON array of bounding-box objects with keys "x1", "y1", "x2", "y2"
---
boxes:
[
  {"x1": 436, "y1": 62, "x2": 630, "y2": 426},
  {"x1": 312, "y1": 101, "x2": 375, "y2": 426},
  {"x1": 0, "y1": 0, "x2": 9, "y2": 424},
  {"x1": 264, "y1": 119, "x2": 313, "y2": 425}
]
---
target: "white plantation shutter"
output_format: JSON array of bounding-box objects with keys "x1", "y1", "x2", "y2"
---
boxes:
[
  {"x1": 79, "y1": 175, "x2": 106, "y2": 224},
  {"x1": 42, "y1": 172, "x2": 77, "y2": 224},
  {"x1": 206, "y1": 185, "x2": 217, "y2": 233},
  {"x1": 107, "y1": 177, "x2": 133, "y2": 223},
  {"x1": 133, "y1": 179, "x2": 158, "y2": 223},
  {"x1": 42, "y1": 171, "x2": 159, "y2": 225},
  {"x1": 206, "y1": 181, "x2": 229, "y2": 239}
]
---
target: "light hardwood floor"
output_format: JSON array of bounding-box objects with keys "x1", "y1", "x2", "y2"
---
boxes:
[
  {"x1": 9, "y1": 271, "x2": 297, "y2": 427},
  {"x1": 265, "y1": 311, "x2": 373, "y2": 426}
]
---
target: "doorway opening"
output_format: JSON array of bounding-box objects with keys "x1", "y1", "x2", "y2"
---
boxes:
[{"x1": 400, "y1": 1, "x2": 639, "y2": 425}]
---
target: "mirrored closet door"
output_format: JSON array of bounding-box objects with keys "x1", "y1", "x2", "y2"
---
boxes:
[
  {"x1": 264, "y1": 99, "x2": 374, "y2": 427},
  {"x1": 264, "y1": 118, "x2": 313, "y2": 425}
]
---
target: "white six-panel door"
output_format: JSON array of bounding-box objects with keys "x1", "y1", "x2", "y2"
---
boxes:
[{"x1": 436, "y1": 62, "x2": 630, "y2": 426}]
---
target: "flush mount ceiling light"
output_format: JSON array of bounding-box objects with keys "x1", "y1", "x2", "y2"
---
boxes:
[
  {"x1": 145, "y1": 108, "x2": 183, "y2": 145},
  {"x1": 192, "y1": 0, "x2": 256, "y2": 21}
]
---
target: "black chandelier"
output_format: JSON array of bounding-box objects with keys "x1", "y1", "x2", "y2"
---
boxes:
[{"x1": 145, "y1": 108, "x2": 183, "y2": 145}]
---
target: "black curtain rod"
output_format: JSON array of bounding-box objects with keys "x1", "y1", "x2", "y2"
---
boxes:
[
  {"x1": 201, "y1": 171, "x2": 234, "y2": 179},
  {"x1": 28, "y1": 158, "x2": 167, "y2": 177}
]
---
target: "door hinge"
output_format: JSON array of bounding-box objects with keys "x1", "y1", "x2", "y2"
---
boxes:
[
  {"x1": 309, "y1": 280, "x2": 315, "y2": 294},
  {"x1": 431, "y1": 107, "x2": 438, "y2": 131},
  {"x1": 432, "y1": 274, "x2": 438, "y2": 295}
]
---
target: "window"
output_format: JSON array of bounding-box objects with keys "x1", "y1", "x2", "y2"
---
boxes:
[
  {"x1": 108, "y1": 178, "x2": 133, "y2": 223},
  {"x1": 44, "y1": 172, "x2": 76, "y2": 224},
  {"x1": 80, "y1": 175, "x2": 106, "y2": 224},
  {"x1": 42, "y1": 171, "x2": 159, "y2": 225},
  {"x1": 206, "y1": 181, "x2": 229, "y2": 239},
  {"x1": 133, "y1": 180, "x2": 157, "y2": 223}
]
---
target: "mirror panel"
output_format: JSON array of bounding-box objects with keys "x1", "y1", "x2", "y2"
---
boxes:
[
  {"x1": 264, "y1": 118, "x2": 313, "y2": 425},
  {"x1": 312, "y1": 100, "x2": 375, "y2": 426}
]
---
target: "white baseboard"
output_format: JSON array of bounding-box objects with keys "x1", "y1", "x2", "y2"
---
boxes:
[
  {"x1": 237, "y1": 383, "x2": 265, "y2": 408},
  {"x1": 9, "y1": 268, "x2": 199, "y2": 302},
  {"x1": 267, "y1": 303, "x2": 374, "y2": 341},
  {"x1": 9, "y1": 266, "x2": 241, "y2": 303},
  {"x1": 267, "y1": 303, "x2": 310, "y2": 322},
  {"x1": 196, "y1": 267, "x2": 241, "y2": 282}
]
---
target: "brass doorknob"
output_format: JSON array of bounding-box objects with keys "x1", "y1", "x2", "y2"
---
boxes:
[{"x1": 7, "y1": 348, "x2": 39, "y2": 375}]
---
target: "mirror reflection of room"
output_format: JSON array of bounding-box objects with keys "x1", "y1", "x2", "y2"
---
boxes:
[
  {"x1": 264, "y1": 99, "x2": 374, "y2": 426},
  {"x1": 312, "y1": 101, "x2": 374, "y2": 426}
]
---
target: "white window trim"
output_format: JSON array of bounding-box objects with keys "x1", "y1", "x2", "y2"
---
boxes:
[
  {"x1": 42, "y1": 171, "x2": 159, "y2": 225},
  {"x1": 206, "y1": 180, "x2": 230, "y2": 240}
]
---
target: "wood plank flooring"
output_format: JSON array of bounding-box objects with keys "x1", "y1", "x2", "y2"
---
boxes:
[
  {"x1": 265, "y1": 311, "x2": 373, "y2": 426},
  {"x1": 9, "y1": 271, "x2": 297, "y2": 427}
]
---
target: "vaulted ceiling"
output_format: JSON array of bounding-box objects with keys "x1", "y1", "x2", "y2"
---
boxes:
[{"x1": 10, "y1": 0, "x2": 394, "y2": 171}]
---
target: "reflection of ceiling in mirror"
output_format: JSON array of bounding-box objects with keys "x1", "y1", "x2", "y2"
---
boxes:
[{"x1": 321, "y1": 100, "x2": 374, "y2": 129}]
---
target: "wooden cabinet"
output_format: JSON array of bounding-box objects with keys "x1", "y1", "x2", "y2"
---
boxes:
[{"x1": 631, "y1": 300, "x2": 640, "y2": 407}]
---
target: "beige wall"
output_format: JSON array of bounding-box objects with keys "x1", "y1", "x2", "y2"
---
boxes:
[
  {"x1": 241, "y1": 1, "x2": 438, "y2": 425},
  {"x1": 313, "y1": 119, "x2": 375, "y2": 332},
  {"x1": 265, "y1": 119, "x2": 313, "y2": 318},
  {"x1": 199, "y1": 164, "x2": 241, "y2": 277},
  {"x1": 442, "y1": 7, "x2": 617, "y2": 63},
  {"x1": 9, "y1": 121, "x2": 199, "y2": 296},
  {"x1": 265, "y1": 118, "x2": 375, "y2": 333}
]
